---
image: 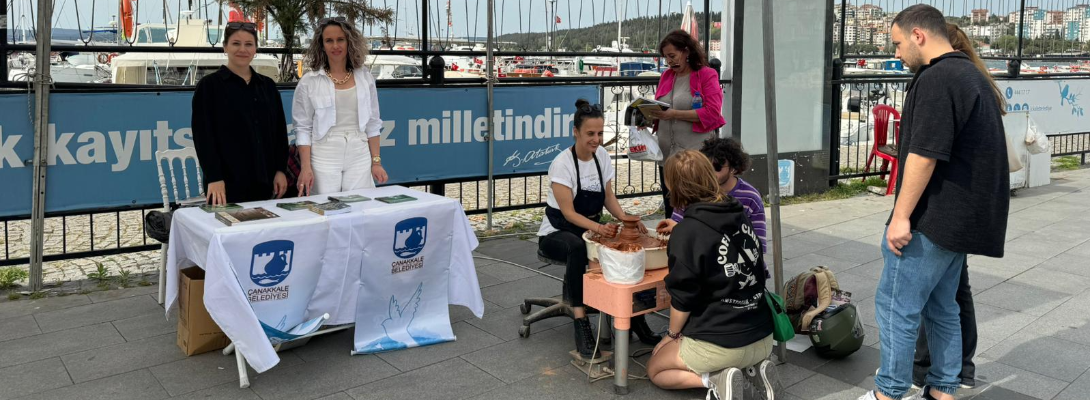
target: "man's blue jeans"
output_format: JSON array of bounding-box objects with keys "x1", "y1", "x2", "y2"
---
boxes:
[{"x1": 874, "y1": 228, "x2": 966, "y2": 398}]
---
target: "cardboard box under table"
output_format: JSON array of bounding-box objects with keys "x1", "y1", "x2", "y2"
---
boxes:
[{"x1": 177, "y1": 266, "x2": 230, "y2": 356}]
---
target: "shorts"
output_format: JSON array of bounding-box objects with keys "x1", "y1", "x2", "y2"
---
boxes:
[{"x1": 678, "y1": 334, "x2": 774, "y2": 374}]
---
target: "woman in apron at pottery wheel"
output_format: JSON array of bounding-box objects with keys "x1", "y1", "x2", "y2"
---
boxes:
[{"x1": 537, "y1": 99, "x2": 662, "y2": 359}]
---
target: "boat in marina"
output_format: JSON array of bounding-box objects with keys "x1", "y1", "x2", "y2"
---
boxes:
[{"x1": 109, "y1": 10, "x2": 279, "y2": 85}]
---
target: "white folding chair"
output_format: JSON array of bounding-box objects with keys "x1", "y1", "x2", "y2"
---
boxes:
[{"x1": 154, "y1": 148, "x2": 203, "y2": 305}]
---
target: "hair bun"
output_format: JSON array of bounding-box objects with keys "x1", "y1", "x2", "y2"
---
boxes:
[{"x1": 574, "y1": 98, "x2": 590, "y2": 109}]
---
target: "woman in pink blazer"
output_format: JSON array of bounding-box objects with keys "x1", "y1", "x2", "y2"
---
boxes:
[{"x1": 645, "y1": 29, "x2": 727, "y2": 217}]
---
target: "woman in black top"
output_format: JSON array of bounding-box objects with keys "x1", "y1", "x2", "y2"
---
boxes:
[{"x1": 192, "y1": 22, "x2": 289, "y2": 204}]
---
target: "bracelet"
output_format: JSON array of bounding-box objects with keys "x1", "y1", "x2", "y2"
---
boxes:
[{"x1": 667, "y1": 330, "x2": 682, "y2": 340}]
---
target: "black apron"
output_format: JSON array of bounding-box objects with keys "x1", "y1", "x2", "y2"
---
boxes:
[{"x1": 545, "y1": 147, "x2": 605, "y2": 236}]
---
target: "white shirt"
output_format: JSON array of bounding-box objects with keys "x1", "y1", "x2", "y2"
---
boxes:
[
  {"x1": 292, "y1": 68, "x2": 382, "y2": 146},
  {"x1": 538, "y1": 147, "x2": 616, "y2": 236}
]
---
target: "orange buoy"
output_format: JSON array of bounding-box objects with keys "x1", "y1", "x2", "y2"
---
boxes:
[{"x1": 121, "y1": 0, "x2": 135, "y2": 41}]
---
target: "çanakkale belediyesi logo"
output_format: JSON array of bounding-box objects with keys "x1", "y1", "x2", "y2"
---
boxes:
[
  {"x1": 250, "y1": 240, "x2": 293, "y2": 287},
  {"x1": 1058, "y1": 81, "x2": 1085, "y2": 117},
  {"x1": 393, "y1": 217, "x2": 427, "y2": 259}
]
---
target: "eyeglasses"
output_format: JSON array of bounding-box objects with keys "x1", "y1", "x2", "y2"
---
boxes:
[
  {"x1": 578, "y1": 103, "x2": 603, "y2": 113},
  {"x1": 319, "y1": 16, "x2": 348, "y2": 26},
  {"x1": 226, "y1": 21, "x2": 257, "y2": 32}
]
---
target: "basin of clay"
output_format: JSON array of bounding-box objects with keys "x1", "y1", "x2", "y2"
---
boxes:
[{"x1": 582, "y1": 215, "x2": 668, "y2": 270}]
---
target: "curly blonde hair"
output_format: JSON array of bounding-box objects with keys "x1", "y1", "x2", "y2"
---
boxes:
[{"x1": 304, "y1": 19, "x2": 369, "y2": 73}]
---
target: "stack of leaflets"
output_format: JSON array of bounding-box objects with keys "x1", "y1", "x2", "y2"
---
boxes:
[
  {"x1": 376, "y1": 194, "x2": 417, "y2": 204},
  {"x1": 276, "y1": 200, "x2": 318, "y2": 211},
  {"x1": 629, "y1": 97, "x2": 671, "y2": 120},
  {"x1": 215, "y1": 207, "x2": 280, "y2": 226},
  {"x1": 200, "y1": 203, "x2": 242, "y2": 213},
  {"x1": 307, "y1": 201, "x2": 352, "y2": 216},
  {"x1": 328, "y1": 194, "x2": 371, "y2": 203}
]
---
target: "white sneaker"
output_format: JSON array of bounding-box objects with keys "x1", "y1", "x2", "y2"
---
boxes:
[
  {"x1": 857, "y1": 391, "x2": 879, "y2": 400},
  {"x1": 743, "y1": 360, "x2": 776, "y2": 400},
  {"x1": 707, "y1": 367, "x2": 744, "y2": 400}
]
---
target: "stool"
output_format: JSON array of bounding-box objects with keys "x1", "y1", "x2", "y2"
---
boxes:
[{"x1": 517, "y1": 250, "x2": 576, "y2": 338}]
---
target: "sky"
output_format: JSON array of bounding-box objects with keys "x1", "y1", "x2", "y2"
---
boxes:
[{"x1": 8, "y1": 0, "x2": 724, "y2": 39}]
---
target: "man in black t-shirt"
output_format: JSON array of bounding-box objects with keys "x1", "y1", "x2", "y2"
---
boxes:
[{"x1": 861, "y1": 5, "x2": 1010, "y2": 400}]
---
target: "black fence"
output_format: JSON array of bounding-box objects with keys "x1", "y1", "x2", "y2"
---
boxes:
[
  {"x1": 829, "y1": 77, "x2": 1090, "y2": 181},
  {"x1": 829, "y1": 0, "x2": 1090, "y2": 180},
  {"x1": 1051, "y1": 132, "x2": 1090, "y2": 164}
]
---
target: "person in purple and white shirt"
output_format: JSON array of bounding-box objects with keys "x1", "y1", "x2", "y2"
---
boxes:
[{"x1": 657, "y1": 137, "x2": 767, "y2": 257}]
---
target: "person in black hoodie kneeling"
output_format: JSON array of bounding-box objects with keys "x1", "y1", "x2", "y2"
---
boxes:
[{"x1": 647, "y1": 150, "x2": 776, "y2": 400}]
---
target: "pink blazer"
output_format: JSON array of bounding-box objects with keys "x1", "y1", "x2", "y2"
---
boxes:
[{"x1": 654, "y1": 66, "x2": 726, "y2": 133}]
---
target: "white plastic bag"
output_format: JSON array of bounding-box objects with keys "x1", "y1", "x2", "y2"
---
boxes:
[
  {"x1": 1025, "y1": 120, "x2": 1050, "y2": 155},
  {"x1": 598, "y1": 245, "x2": 646, "y2": 285},
  {"x1": 628, "y1": 126, "x2": 663, "y2": 162}
]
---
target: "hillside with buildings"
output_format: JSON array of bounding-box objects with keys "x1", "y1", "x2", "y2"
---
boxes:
[{"x1": 834, "y1": 3, "x2": 1090, "y2": 56}]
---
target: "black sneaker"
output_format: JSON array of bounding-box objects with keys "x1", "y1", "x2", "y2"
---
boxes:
[
  {"x1": 742, "y1": 359, "x2": 776, "y2": 400},
  {"x1": 573, "y1": 318, "x2": 600, "y2": 359},
  {"x1": 708, "y1": 367, "x2": 744, "y2": 400}
]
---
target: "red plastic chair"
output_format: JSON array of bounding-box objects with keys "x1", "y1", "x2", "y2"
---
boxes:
[{"x1": 861, "y1": 104, "x2": 901, "y2": 196}]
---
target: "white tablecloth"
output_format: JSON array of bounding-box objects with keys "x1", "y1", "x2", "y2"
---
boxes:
[{"x1": 164, "y1": 186, "x2": 484, "y2": 372}]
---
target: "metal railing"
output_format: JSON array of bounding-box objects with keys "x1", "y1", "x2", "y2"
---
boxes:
[
  {"x1": 829, "y1": 0, "x2": 1090, "y2": 181},
  {"x1": 1050, "y1": 132, "x2": 1090, "y2": 164},
  {"x1": 828, "y1": 77, "x2": 1090, "y2": 181},
  {"x1": 0, "y1": 205, "x2": 161, "y2": 267},
  {"x1": 829, "y1": 77, "x2": 909, "y2": 180}
]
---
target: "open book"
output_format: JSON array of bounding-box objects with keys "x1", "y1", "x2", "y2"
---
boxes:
[{"x1": 630, "y1": 97, "x2": 671, "y2": 120}]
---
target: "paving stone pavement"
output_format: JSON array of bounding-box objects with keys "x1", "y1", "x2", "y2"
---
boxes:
[{"x1": 0, "y1": 168, "x2": 1087, "y2": 399}]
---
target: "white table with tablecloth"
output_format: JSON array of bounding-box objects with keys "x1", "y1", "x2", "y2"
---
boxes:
[{"x1": 163, "y1": 186, "x2": 484, "y2": 373}]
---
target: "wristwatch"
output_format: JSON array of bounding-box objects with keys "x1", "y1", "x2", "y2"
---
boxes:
[
  {"x1": 371, "y1": 156, "x2": 382, "y2": 164},
  {"x1": 667, "y1": 330, "x2": 682, "y2": 340}
]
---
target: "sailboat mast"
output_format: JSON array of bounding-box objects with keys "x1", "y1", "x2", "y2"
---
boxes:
[{"x1": 616, "y1": 0, "x2": 626, "y2": 50}]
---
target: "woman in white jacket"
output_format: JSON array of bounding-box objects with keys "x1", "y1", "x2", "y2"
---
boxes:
[{"x1": 293, "y1": 17, "x2": 388, "y2": 195}]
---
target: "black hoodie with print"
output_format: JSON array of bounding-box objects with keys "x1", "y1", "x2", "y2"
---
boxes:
[{"x1": 665, "y1": 198, "x2": 774, "y2": 349}]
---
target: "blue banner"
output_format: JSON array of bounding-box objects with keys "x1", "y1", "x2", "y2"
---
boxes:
[{"x1": 0, "y1": 85, "x2": 598, "y2": 217}]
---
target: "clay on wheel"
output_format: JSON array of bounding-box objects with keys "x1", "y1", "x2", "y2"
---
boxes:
[{"x1": 592, "y1": 215, "x2": 666, "y2": 251}]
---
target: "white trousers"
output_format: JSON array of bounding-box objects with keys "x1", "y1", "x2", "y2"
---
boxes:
[{"x1": 311, "y1": 130, "x2": 375, "y2": 194}]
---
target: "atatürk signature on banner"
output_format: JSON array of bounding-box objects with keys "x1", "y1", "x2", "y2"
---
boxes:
[{"x1": 503, "y1": 143, "x2": 564, "y2": 168}]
